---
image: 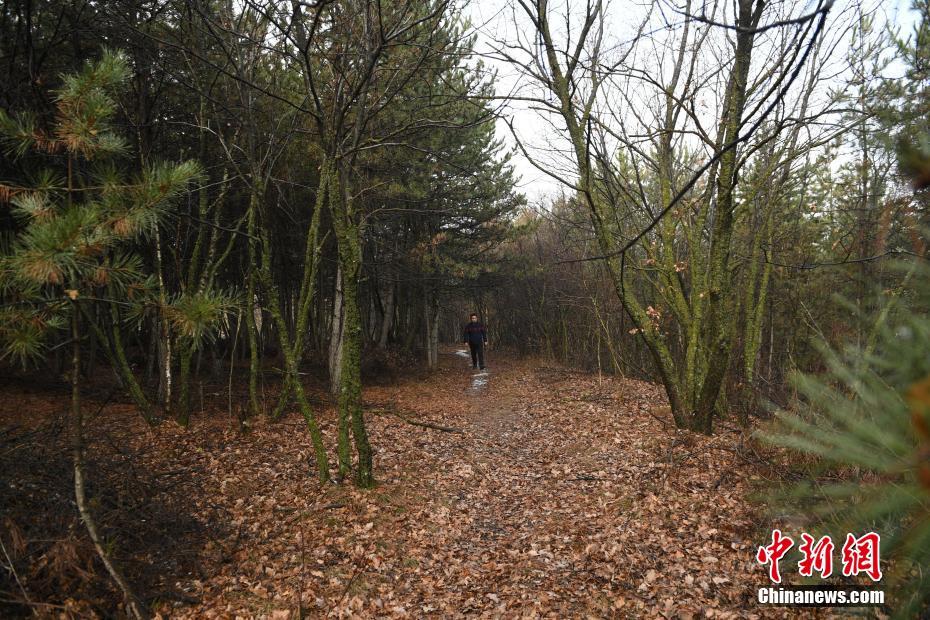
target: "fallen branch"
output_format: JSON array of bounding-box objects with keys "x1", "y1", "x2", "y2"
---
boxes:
[{"x1": 371, "y1": 407, "x2": 462, "y2": 433}]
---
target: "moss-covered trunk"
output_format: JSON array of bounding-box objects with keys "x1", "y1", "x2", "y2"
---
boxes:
[
  {"x1": 81, "y1": 303, "x2": 156, "y2": 425},
  {"x1": 691, "y1": 0, "x2": 764, "y2": 433},
  {"x1": 256, "y1": 171, "x2": 331, "y2": 482},
  {"x1": 331, "y1": 163, "x2": 373, "y2": 488},
  {"x1": 176, "y1": 341, "x2": 194, "y2": 426}
]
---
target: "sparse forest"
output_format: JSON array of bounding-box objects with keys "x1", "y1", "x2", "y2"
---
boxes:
[{"x1": 1, "y1": 0, "x2": 929, "y2": 617}]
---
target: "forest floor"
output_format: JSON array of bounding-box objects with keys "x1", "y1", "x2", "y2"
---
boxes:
[{"x1": 1, "y1": 347, "x2": 829, "y2": 618}]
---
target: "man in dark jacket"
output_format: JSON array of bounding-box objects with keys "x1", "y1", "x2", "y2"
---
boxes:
[{"x1": 462, "y1": 313, "x2": 488, "y2": 370}]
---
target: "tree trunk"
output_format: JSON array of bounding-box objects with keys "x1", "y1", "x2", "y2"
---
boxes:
[
  {"x1": 428, "y1": 296, "x2": 440, "y2": 370},
  {"x1": 423, "y1": 292, "x2": 432, "y2": 368},
  {"x1": 258, "y1": 225, "x2": 330, "y2": 482},
  {"x1": 377, "y1": 278, "x2": 395, "y2": 349},
  {"x1": 81, "y1": 304, "x2": 156, "y2": 425},
  {"x1": 70, "y1": 305, "x2": 149, "y2": 619},
  {"x1": 176, "y1": 342, "x2": 194, "y2": 426},
  {"x1": 692, "y1": 0, "x2": 765, "y2": 433},
  {"x1": 110, "y1": 313, "x2": 156, "y2": 425},
  {"x1": 331, "y1": 166, "x2": 373, "y2": 488},
  {"x1": 338, "y1": 255, "x2": 373, "y2": 487},
  {"x1": 245, "y1": 199, "x2": 262, "y2": 417},
  {"x1": 154, "y1": 228, "x2": 172, "y2": 415},
  {"x1": 329, "y1": 265, "x2": 352, "y2": 480},
  {"x1": 329, "y1": 266, "x2": 345, "y2": 396}
]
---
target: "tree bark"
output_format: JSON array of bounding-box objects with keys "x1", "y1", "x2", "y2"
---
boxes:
[
  {"x1": 692, "y1": 0, "x2": 765, "y2": 433},
  {"x1": 331, "y1": 165, "x2": 373, "y2": 487},
  {"x1": 377, "y1": 277, "x2": 395, "y2": 349},
  {"x1": 329, "y1": 265, "x2": 345, "y2": 396},
  {"x1": 428, "y1": 296, "x2": 440, "y2": 370},
  {"x1": 70, "y1": 305, "x2": 149, "y2": 619}
]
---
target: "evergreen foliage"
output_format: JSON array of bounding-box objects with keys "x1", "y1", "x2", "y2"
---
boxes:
[
  {"x1": 0, "y1": 50, "x2": 217, "y2": 370},
  {"x1": 760, "y1": 257, "x2": 930, "y2": 616}
]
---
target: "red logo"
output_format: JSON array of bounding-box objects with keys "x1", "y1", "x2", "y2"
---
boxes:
[
  {"x1": 841, "y1": 532, "x2": 882, "y2": 582},
  {"x1": 798, "y1": 533, "x2": 834, "y2": 578},
  {"x1": 757, "y1": 531, "x2": 881, "y2": 583},
  {"x1": 756, "y1": 529, "x2": 794, "y2": 583}
]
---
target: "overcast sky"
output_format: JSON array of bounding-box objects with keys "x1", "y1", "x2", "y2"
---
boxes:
[{"x1": 462, "y1": 0, "x2": 922, "y2": 204}]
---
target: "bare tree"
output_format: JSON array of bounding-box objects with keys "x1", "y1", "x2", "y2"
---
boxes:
[{"x1": 489, "y1": 0, "x2": 835, "y2": 432}]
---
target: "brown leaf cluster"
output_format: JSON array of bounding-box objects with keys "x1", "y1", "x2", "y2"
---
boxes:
[{"x1": 1, "y1": 351, "x2": 831, "y2": 618}]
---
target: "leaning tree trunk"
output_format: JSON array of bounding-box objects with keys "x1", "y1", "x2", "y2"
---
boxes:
[
  {"x1": 257, "y1": 226, "x2": 331, "y2": 482},
  {"x1": 80, "y1": 304, "x2": 156, "y2": 425},
  {"x1": 70, "y1": 304, "x2": 149, "y2": 619},
  {"x1": 328, "y1": 264, "x2": 352, "y2": 480},
  {"x1": 109, "y1": 315, "x2": 156, "y2": 425}
]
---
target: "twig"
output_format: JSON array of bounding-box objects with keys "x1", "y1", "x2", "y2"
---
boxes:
[
  {"x1": 0, "y1": 597, "x2": 69, "y2": 610},
  {"x1": 372, "y1": 407, "x2": 462, "y2": 433},
  {"x1": 0, "y1": 537, "x2": 32, "y2": 608},
  {"x1": 336, "y1": 565, "x2": 366, "y2": 610}
]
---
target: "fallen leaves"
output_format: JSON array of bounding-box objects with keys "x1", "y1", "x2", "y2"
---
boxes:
[{"x1": 2, "y1": 349, "x2": 824, "y2": 618}]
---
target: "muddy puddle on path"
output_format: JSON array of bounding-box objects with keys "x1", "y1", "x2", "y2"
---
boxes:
[{"x1": 454, "y1": 348, "x2": 490, "y2": 394}]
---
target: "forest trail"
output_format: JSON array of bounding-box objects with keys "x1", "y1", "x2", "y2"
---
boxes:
[
  {"x1": 148, "y1": 346, "x2": 784, "y2": 618},
  {"x1": 2, "y1": 1, "x2": 921, "y2": 616},
  {"x1": 1, "y1": 349, "x2": 790, "y2": 618},
  {"x1": 364, "y1": 347, "x2": 773, "y2": 619}
]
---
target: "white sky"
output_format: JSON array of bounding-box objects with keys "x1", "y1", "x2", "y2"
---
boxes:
[{"x1": 463, "y1": 0, "x2": 923, "y2": 204}]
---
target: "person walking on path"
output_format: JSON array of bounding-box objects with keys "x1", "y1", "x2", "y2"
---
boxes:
[{"x1": 462, "y1": 313, "x2": 488, "y2": 370}]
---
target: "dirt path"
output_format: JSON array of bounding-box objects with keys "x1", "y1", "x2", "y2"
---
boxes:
[
  {"x1": 440, "y1": 351, "x2": 624, "y2": 612},
  {"x1": 1, "y1": 348, "x2": 785, "y2": 618},
  {"x1": 154, "y1": 348, "x2": 771, "y2": 618},
  {"x1": 156, "y1": 348, "x2": 790, "y2": 617},
  {"x1": 350, "y1": 348, "x2": 768, "y2": 618}
]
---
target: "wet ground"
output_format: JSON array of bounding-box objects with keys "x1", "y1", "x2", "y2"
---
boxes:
[{"x1": 454, "y1": 347, "x2": 491, "y2": 394}]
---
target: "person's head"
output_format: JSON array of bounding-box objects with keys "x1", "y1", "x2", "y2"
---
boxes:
[{"x1": 470, "y1": 313, "x2": 478, "y2": 322}]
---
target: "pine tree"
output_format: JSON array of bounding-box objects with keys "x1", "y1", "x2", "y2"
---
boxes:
[
  {"x1": 761, "y1": 255, "x2": 930, "y2": 616},
  {"x1": 0, "y1": 50, "x2": 202, "y2": 618},
  {"x1": 892, "y1": 1, "x2": 930, "y2": 193}
]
